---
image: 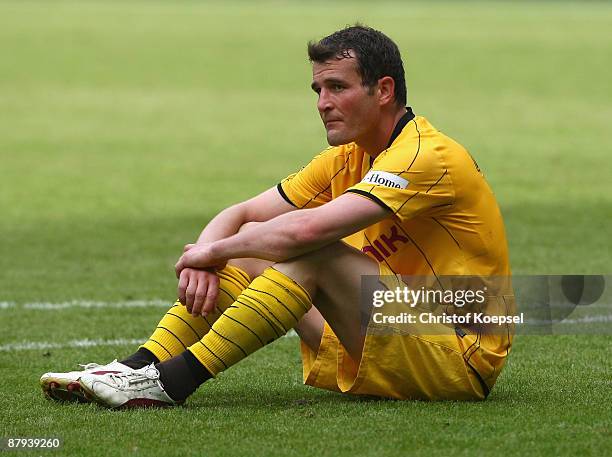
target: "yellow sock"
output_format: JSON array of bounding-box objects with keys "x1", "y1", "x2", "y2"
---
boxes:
[
  {"x1": 188, "y1": 267, "x2": 312, "y2": 375},
  {"x1": 142, "y1": 265, "x2": 251, "y2": 362}
]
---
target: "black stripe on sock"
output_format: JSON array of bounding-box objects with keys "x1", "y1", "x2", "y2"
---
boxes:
[
  {"x1": 246, "y1": 286, "x2": 299, "y2": 322},
  {"x1": 167, "y1": 312, "x2": 203, "y2": 340},
  {"x1": 240, "y1": 292, "x2": 289, "y2": 332},
  {"x1": 157, "y1": 326, "x2": 188, "y2": 350},
  {"x1": 218, "y1": 287, "x2": 237, "y2": 302},
  {"x1": 198, "y1": 341, "x2": 228, "y2": 369},
  {"x1": 148, "y1": 338, "x2": 173, "y2": 359},
  {"x1": 209, "y1": 327, "x2": 248, "y2": 356},
  {"x1": 235, "y1": 299, "x2": 282, "y2": 337},
  {"x1": 223, "y1": 312, "x2": 266, "y2": 347},
  {"x1": 260, "y1": 273, "x2": 310, "y2": 312}
]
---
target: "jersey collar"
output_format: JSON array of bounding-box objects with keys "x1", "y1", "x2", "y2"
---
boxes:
[{"x1": 386, "y1": 106, "x2": 415, "y2": 149}]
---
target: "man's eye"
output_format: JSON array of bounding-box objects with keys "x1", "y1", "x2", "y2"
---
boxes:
[{"x1": 332, "y1": 84, "x2": 344, "y2": 91}]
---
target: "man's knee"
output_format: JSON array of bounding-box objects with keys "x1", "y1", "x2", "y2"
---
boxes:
[
  {"x1": 228, "y1": 257, "x2": 272, "y2": 280},
  {"x1": 272, "y1": 241, "x2": 373, "y2": 292}
]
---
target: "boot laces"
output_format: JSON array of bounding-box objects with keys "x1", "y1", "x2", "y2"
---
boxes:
[{"x1": 108, "y1": 365, "x2": 160, "y2": 389}]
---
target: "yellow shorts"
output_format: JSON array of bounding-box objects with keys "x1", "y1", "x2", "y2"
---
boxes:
[{"x1": 300, "y1": 264, "x2": 508, "y2": 400}]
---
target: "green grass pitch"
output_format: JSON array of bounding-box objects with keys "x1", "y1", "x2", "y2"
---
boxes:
[{"x1": 0, "y1": 1, "x2": 610, "y2": 456}]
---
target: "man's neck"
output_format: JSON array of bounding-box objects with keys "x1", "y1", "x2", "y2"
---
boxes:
[{"x1": 356, "y1": 107, "x2": 408, "y2": 158}]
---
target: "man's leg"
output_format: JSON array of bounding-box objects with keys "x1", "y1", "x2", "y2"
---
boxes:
[
  {"x1": 274, "y1": 242, "x2": 379, "y2": 360},
  {"x1": 183, "y1": 241, "x2": 377, "y2": 387},
  {"x1": 210, "y1": 221, "x2": 328, "y2": 356},
  {"x1": 128, "y1": 266, "x2": 251, "y2": 366},
  {"x1": 230, "y1": 256, "x2": 326, "y2": 354},
  {"x1": 40, "y1": 264, "x2": 253, "y2": 403},
  {"x1": 120, "y1": 222, "x2": 277, "y2": 369},
  {"x1": 78, "y1": 241, "x2": 377, "y2": 407}
]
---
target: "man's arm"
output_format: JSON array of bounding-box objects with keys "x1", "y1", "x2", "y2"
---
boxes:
[
  {"x1": 176, "y1": 193, "x2": 390, "y2": 271},
  {"x1": 178, "y1": 187, "x2": 295, "y2": 316},
  {"x1": 194, "y1": 187, "x2": 296, "y2": 245}
]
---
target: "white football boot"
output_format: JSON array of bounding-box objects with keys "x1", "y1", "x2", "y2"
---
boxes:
[
  {"x1": 40, "y1": 360, "x2": 133, "y2": 403},
  {"x1": 78, "y1": 363, "x2": 179, "y2": 409}
]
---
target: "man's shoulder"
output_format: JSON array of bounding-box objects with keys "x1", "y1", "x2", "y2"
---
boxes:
[
  {"x1": 378, "y1": 115, "x2": 470, "y2": 168},
  {"x1": 308, "y1": 143, "x2": 366, "y2": 168},
  {"x1": 315, "y1": 143, "x2": 360, "y2": 159}
]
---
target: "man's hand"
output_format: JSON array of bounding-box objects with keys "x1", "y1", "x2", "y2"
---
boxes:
[
  {"x1": 177, "y1": 267, "x2": 220, "y2": 317},
  {"x1": 175, "y1": 243, "x2": 226, "y2": 278}
]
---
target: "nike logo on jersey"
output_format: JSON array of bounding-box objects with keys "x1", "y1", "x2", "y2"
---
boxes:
[{"x1": 362, "y1": 225, "x2": 409, "y2": 262}]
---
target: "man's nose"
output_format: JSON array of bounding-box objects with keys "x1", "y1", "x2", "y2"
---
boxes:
[{"x1": 317, "y1": 89, "x2": 333, "y2": 113}]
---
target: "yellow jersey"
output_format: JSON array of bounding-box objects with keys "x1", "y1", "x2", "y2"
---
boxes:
[
  {"x1": 279, "y1": 108, "x2": 514, "y2": 394},
  {"x1": 278, "y1": 108, "x2": 511, "y2": 279}
]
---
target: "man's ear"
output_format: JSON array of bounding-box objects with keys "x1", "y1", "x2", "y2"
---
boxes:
[{"x1": 377, "y1": 76, "x2": 396, "y2": 106}]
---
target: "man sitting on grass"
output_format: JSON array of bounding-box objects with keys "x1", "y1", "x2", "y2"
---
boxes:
[{"x1": 41, "y1": 25, "x2": 513, "y2": 408}]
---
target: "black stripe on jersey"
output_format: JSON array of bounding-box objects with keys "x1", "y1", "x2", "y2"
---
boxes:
[
  {"x1": 363, "y1": 232, "x2": 399, "y2": 276},
  {"x1": 393, "y1": 222, "x2": 443, "y2": 288},
  {"x1": 235, "y1": 299, "x2": 282, "y2": 337},
  {"x1": 426, "y1": 169, "x2": 448, "y2": 193},
  {"x1": 224, "y1": 309, "x2": 266, "y2": 346},
  {"x1": 399, "y1": 119, "x2": 421, "y2": 176},
  {"x1": 167, "y1": 312, "x2": 203, "y2": 340},
  {"x1": 276, "y1": 183, "x2": 297, "y2": 207},
  {"x1": 502, "y1": 295, "x2": 512, "y2": 356},
  {"x1": 463, "y1": 332, "x2": 489, "y2": 397},
  {"x1": 247, "y1": 286, "x2": 299, "y2": 322},
  {"x1": 393, "y1": 191, "x2": 420, "y2": 216},
  {"x1": 466, "y1": 359, "x2": 490, "y2": 398},
  {"x1": 299, "y1": 151, "x2": 353, "y2": 209},
  {"x1": 464, "y1": 330, "x2": 481, "y2": 362},
  {"x1": 345, "y1": 188, "x2": 393, "y2": 212},
  {"x1": 209, "y1": 327, "x2": 248, "y2": 356},
  {"x1": 431, "y1": 217, "x2": 462, "y2": 249},
  {"x1": 198, "y1": 341, "x2": 228, "y2": 369},
  {"x1": 430, "y1": 203, "x2": 453, "y2": 210},
  {"x1": 386, "y1": 107, "x2": 415, "y2": 148},
  {"x1": 461, "y1": 324, "x2": 480, "y2": 358},
  {"x1": 148, "y1": 338, "x2": 173, "y2": 358},
  {"x1": 157, "y1": 326, "x2": 188, "y2": 350}
]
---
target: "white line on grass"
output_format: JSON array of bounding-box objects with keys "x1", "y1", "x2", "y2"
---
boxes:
[
  {"x1": 537, "y1": 314, "x2": 612, "y2": 324},
  {"x1": 0, "y1": 338, "x2": 146, "y2": 352},
  {"x1": 0, "y1": 330, "x2": 299, "y2": 352},
  {"x1": 0, "y1": 300, "x2": 172, "y2": 310}
]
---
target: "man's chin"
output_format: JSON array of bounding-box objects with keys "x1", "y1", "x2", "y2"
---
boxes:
[{"x1": 326, "y1": 132, "x2": 352, "y2": 147}]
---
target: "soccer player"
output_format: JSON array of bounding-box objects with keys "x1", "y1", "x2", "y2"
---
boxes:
[{"x1": 41, "y1": 25, "x2": 513, "y2": 408}]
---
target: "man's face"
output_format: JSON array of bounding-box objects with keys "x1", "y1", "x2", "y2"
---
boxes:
[{"x1": 311, "y1": 55, "x2": 380, "y2": 146}]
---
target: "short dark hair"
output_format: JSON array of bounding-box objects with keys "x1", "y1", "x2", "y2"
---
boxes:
[{"x1": 307, "y1": 25, "x2": 407, "y2": 106}]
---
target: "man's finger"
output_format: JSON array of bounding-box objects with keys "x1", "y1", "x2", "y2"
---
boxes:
[
  {"x1": 192, "y1": 277, "x2": 208, "y2": 317},
  {"x1": 202, "y1": 274, "x2": 219, "y2": 315},
  {"x1": 176, "y1": 251, "x2": 197, "y2": 277},
  {"x1": 183, "y1": 243, "x2": 196, "y2": 253},
  {"x1": 177, "y1": 270, "x2": 189, "y2": 306},
  {"x1": 185, "y1": 274, "x2": 198, "y2": 314},
  {"x1": 175, "y1": 257, "x2": 185, "y2": 278}
]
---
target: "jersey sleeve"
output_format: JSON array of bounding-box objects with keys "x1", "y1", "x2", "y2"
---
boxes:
[
  {"x1": 345, "y1": 147, "x2": 454, "y2": 222},
  {"x1": 277, "y1": 148, "x2": 339, "y2": 209}
]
